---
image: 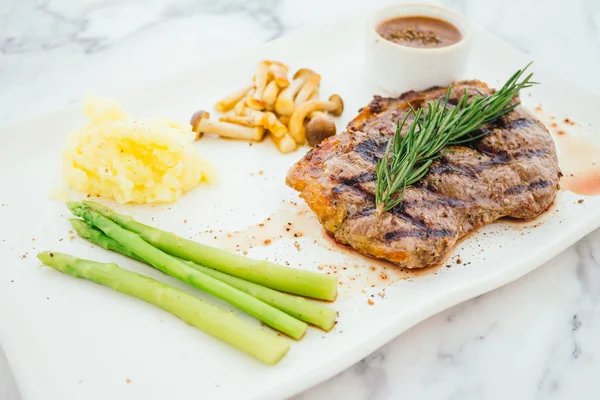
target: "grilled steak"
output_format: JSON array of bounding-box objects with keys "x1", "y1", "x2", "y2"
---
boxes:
[{"x1": 286, "y1": 80, "x2": 561, "y2": 268}]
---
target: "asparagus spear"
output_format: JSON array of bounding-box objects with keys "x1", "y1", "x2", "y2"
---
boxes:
[
  {"x1": 67, "y1": 202, "x2": 307, "y2": 340},
  {"x1": 82, "y1": 200, "x2": 338, "y2": 301},
  {"x1": 37, "y1": 251, "x2": 289, "y2": 365},
  {"x1": 71, "y1": 219, "x2": 337, "y2": 331}
]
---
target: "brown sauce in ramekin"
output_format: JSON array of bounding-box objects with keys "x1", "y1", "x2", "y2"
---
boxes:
[{"x1": 377, "y1": 16, "x2": 462, "y2": 48}]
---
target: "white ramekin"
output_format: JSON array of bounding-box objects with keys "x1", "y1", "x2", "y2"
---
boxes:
[{"x1": 365, "y1": 4, "x2": 472, "y2": 95}]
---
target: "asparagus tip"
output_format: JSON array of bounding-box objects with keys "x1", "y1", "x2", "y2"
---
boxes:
[
  {"x1": 69, "y1": 218, "x2": 91, "y2": 237},
  {"x1": 66, "y1": 201, "x2": 86, "y2": 216},
  {"x1": 37, "y1": 250, "x2": 62, "y2": 267},
  {"x1": 82, "y1": 200, "x2": 102, "y2": 209},
  {"x1": 37, "y1": 251, "x2": 51, "y2": 264}
]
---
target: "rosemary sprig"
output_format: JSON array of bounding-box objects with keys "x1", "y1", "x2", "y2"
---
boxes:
[{"x1": 375, "y1": 63, "x2": 537, "y2": 212}]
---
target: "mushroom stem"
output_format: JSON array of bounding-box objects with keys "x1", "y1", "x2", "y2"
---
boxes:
[
  {"x1": 234, "y1": 94, "x2": 247, "y2": 116},
  {"x1": 204, "y1": 120, "x2": 265, "y2": 141},
  {"x1": 309, "y1": 110, "x2": 328, "y2": 119},
  {"x1": 191, "y1": 110, "x2": 265, "y2": 141},
  {"x1": 308, "y1": 91, "x2": 322, "y2": 119},
  {"x1": 275, "y1": 74, "x2": 310, "y2": 116},
  {"x1": 214, "y1": 85, "x2": 252, "y2": 113},
  {"x1": 294, "y1": 72, "x2": 321, "y2": 105},
  {"x1": 190, "y1": 110, "x2": 210, "y2": 140},
  {"x1": 263, "y1": 112, "x2": 288, "y2": 138},
  {"x1": 278, "y1": 115, "x2": 291, "y2": 127},
  {"x1": 267, "y1": 63, "x2": 289, "y2": 88},
  {"x1": 247, "y1": 61, "x2": 269, "y2": 110},
  {"x1": 243, "y1": 109, "x2": 288, "y2": 138},
  {"x1": 263, "y1": 80, "x2": 280, "y2": 111},
  {"x1": 219, "y1": 115, "x2": 262, "y2": 127},
  {"x1": 271, "y1": 133, "x2": 297, "y2": 154}
]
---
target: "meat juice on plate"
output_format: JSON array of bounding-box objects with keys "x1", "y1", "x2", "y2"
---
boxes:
[
  {"x1": 199, "y1": 201, "x2": 438, "y2": 300},
  {"x1": 553, "y1": 136, "x2": 600, "y2": 196},
  {"x1": 534, "y1": 107, "x2": 600, "y2": 196}
]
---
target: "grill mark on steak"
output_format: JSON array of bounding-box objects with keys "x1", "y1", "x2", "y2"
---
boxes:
[
  {"x1": 389, "y1": 205, "x2": 428, "y2": 229},
  {"x1": 401, "y1": 196, "x2": 465, "y2": 209},
  {"x1": 496, "y1": 117, "x2": 534, "y2": 130},
  {"x1": 355, "y1": 138, "x2": 386, "y2": 165},
  {"x1": 333, "y1": 172, "x2": 377, "y2": 198},
  {"x1": 334, "y1": 183, "x2": 376, "y2": 201},
  {"x1": 430, "y1": 158, "x2": 479, "y2": 177},
  {"x1": 430, "y1": 148, "x2": 551, "y2": 177},
  {"x1": 286, "y1": 80, "x2": 560, "y2": 268},
  {"x1": 349, "y1": 207, "x2": 376, "y2": 219},
  {"x1": 340, "y1": 172, "x2": 377, "y2": 186},
  {"x1": 384, "y1": 228, "x2": 455, "y2": 241},
  {"x1": 505, "y1": 180, "x2": 551, "y2": 195}
]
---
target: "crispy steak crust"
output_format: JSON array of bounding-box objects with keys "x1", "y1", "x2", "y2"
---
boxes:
[{"x1": 286, "y1": 80, "x2": 561, "y2": 268}]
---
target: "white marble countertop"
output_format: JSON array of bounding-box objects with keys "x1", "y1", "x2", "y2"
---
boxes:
[{"x1": 1, "y1": 0, "x2": 600, "y2": 399}]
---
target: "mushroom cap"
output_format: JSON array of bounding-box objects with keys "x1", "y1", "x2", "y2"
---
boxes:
[
  {"x1": 327, "y1": 94, "x2": 344, "y2": 117},
  {"x1": 293, "y1": 68, "x2": 318, "y2": 80},
  {"x1": 306, "y1": 115, "x2": 336, "y2": 147},
  {"x1": 190, "y1": 110, "x2": 210, "y2": 139}
]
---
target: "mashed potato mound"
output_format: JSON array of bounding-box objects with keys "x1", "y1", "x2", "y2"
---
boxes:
[{"x1": 63, "y1": 97, "x2": 215, "y2": 204}]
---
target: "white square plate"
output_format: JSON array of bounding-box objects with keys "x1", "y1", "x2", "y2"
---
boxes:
[{"x1": 1, "y1": 15, "x2": 599, "y2": 400}]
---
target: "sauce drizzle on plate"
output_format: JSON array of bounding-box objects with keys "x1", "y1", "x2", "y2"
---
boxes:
[
  {"x1": 201, "y1": 203, "x2": 441, "y2": 298},
  {"x1": 533, "y1": 107, "x2": 600, "y2": 196},
  {"x1": 554, "y1": 135, "x2": 600, "y2": 196}
]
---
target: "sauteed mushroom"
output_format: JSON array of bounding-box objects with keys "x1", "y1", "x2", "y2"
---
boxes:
[
  {"x1": 289, "y1": 94, "x2": 344, "y2": 143},
  {"x1": 209, "y1": 60, "x2": 344, "y2": 153},
  {"x1": 263, "y1": 80, "x2": 280, "y2": 111},
  {"x1": 271, "y1": 133, "x2": 297, "y2": 154},
  {"x1": 242, "y1": 109, "x2": 288, "y2": 138},
  {"x1": 294, "y1": 70, "x2": 321, "y2": 105},
  {"x1": 214, "y1": 85, "x2": 252, "y2": 113},
  {"x1": 267, "y1": 62, "x2": 289, "y2": 88},
  {"x1": 191, "y1": 110, "x2": 265, "y2": 141},
  {"x1": 247, "y1": 61, "x2": 269, "y2": 110},
  {"x1": 305, "y1": 112, "x2": 336, "y2": 146},
  {"x1": 275, "y1": 69, "x2": 315, "y2": 116}
]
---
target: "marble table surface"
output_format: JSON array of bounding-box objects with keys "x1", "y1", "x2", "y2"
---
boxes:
[{"x1": 1, "y1": 0, "x2": 600, "y2": 399}]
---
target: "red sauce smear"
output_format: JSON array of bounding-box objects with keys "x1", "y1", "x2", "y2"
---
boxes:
[
  {"x1": 553, "y1": 134, "x2": 600, "y2": 196},
  {"x1": 533, "y1": 107, "x2": 600, "y2": 196}
]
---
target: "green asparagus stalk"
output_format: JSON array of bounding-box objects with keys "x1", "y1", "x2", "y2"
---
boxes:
[
  {"x1": 67, "y1": 202, "x2": 308, "y2": 340},
  {"x1": 70, "y1": 219, "x2": 337, "y2": 331},
  {"x1": 82, "y1": 200, "x2": 338, "y2": 301},
  {"x1": 37, "y1": 251, "x2": 289, "y2": 365}
]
